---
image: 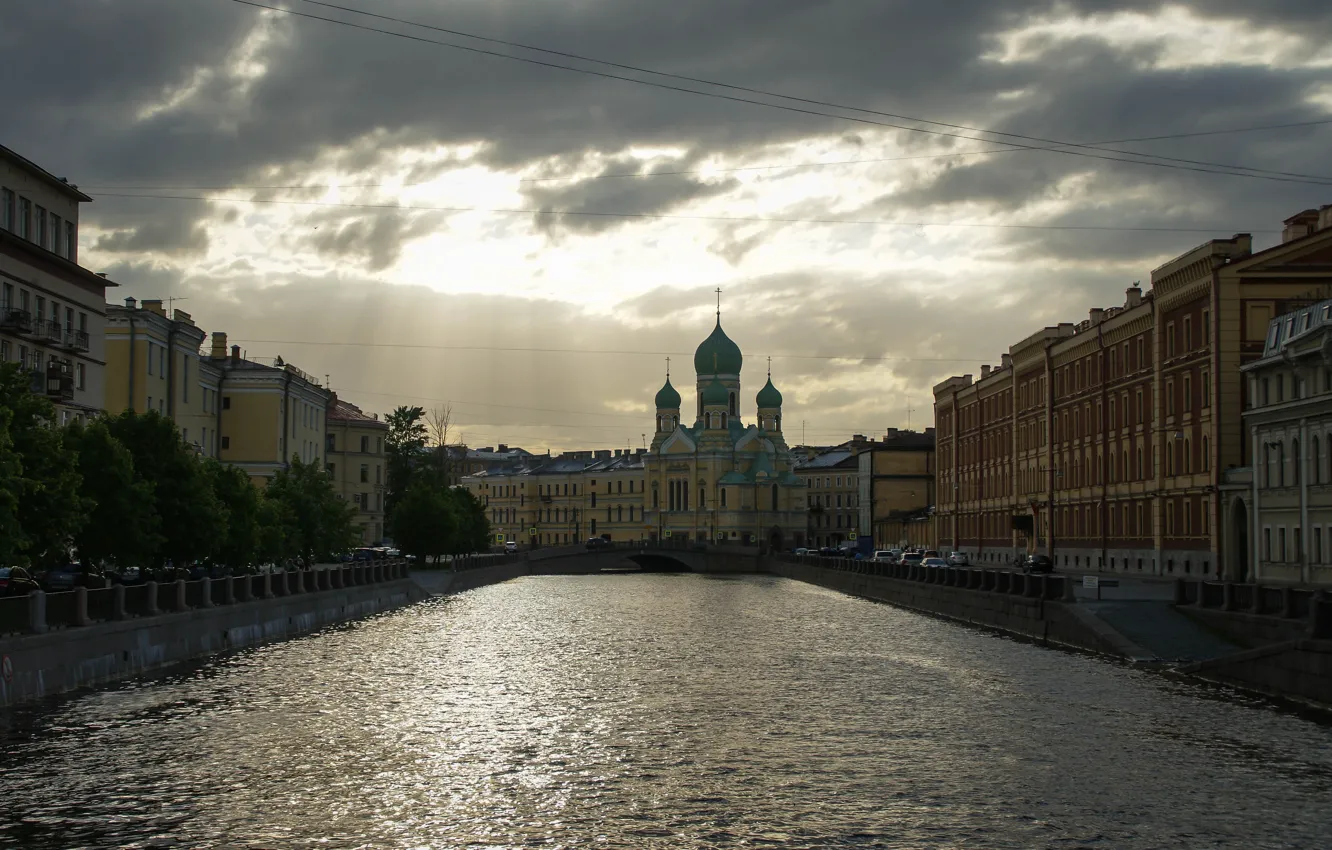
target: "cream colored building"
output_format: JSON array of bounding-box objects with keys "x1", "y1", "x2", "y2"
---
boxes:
[
  {"x1": 1, "y1": 144, "x2": 111, "y2": 423},
  {"x1": 325, "y1": 397, "x2": 389, "y2": 544},
  {"x1": 105, "y1": 297, "x2": 223, "y2": 456},
  {"x1": 856, "y1": 429, "x2": 936, "y2": 549},
  {"x1": 795, "y1": 449, "x2": 859, "y2": 548}
]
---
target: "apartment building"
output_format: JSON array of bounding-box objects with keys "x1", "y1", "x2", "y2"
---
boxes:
[
  {"x1": 935, "y1": 205, "x2": 1332, "y2": 579},
  {"x1": 465, "y1": 449, "x2": 649, "y2": 546},
  {"x1": 325, "y1": 397, "x2": 389, "y2": 544},
  {"x1": 856, "y1": 428, "x2": 936, "y2": 549},
  {"x1": 105, "y1": 297, "x2": 223, "y2": 455},
  {"x1": 795, "y1": 449, "x2": 859, "y2": 548},
  {"x1": 0, "y1": 144, "x2": 110, "y2": 422},
  {"x1": 207, "y1": 332, "x2": 332, "y2": 484}
]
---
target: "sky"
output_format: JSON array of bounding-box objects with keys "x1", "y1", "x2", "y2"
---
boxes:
[{"x1": 5, "y1": 0, "x2": 1332, "y2": 452}]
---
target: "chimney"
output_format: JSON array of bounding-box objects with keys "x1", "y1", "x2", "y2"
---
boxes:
[
  {"x1": 1125, "y1": 286, "x2": 1142, "y2": 308},
  {"x1": 230, "y1": 344, "x2": 241, "y2": 364},
  {"x1": 1282, "y1": 209, "x2": 1320, "y2": 243},
  {"x1": 211, "y1": 332, "x2": 227, "y2": 359},
  {"x1": 885, "y1": 427, "x2": 900, "y2": 440},
  {"x1": 1001, "y1": 353, "x2": 1013, "y2": 370},
  {"x1": 980, "y1": 364, "x2": 991, "y2": 379},
  {"x1": 498, "y1": 444, "x2": 509, "y2": 453},
  {"x1": 174, "y1": 310, "x2": 194, "y2": 326},
  {"x1": 142, "y1": 299, "x2": 166, "y2": 317},
  {"x1": 124, "y1": 296, "x2": 137, "y2": 309},
  {"x1": 1090, "y1": 307, "x2": 1105, "y2": 325},
  {"x1": 1057, "y1": 322, "x2": 1075, "y2": 336},
  {"x1": 925, "y1": 427, "x2": 936, "y2": 438}
]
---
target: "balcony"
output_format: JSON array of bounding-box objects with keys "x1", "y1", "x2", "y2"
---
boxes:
[
  {"x1": 61, "y1": 329, "x2": 90, "y2": 352},
  {"x1": 44, "y1": 361, "x2": 74, "y2": 402},
  {"x1": 0, "y1": 307, "x2": 35, "y2": 334},
  {"x1": 38, "y1": 320, "x2": 62, "y2": 345}
]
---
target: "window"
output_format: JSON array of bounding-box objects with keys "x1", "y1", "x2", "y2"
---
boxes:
[
  {"x1": 65, "y1": 221, "x2": 76, "y2": 260},
  {"x1": 75, "y1": 363, "x2": 85, "y2": 391},
  {"x1": 720, "y1": 488, "x2": 727, "y2": 508},
  {"x1": 1136, "y1": 389, "x2": 1144, "y2": 424},
  {"x1": 34, "y1": 205, "x2": 47, "y2": 249},
  {"x1": 1317, "y1": 528, "x2": 1324, "y2": 564},
  {"x1": 1201, "y1": 371, "x2": 1210, "y2": 408},
  {"x1": 1183, "y1": 316, "x2": 1192, "y2": 351},
  {"x1": 1202, "y1": 435, "x2": 1210, "y2": 472},
  {"x1": 1316, "y1": 437, "x2": 1323, "y2": 485},
  {"x1": 147, "y1": 395, "x2": 153, "y2": 411},
  {"x1": 1167, "y1": 322, "x2": 1176, "y2": 357},
  {"x1": 17, "y1": 198, "x2": 30, "y2": 239},
  {"x1": 1264, "y1": 527, "x2": 1272, "y2": 560},
  {"x1": 182, "y1": 356, "x2": 190, "y2": 402},
  {"x1": 222, "y1": 396, "x2": 231, "y2": 410},
  {"x1": 1166, "y1": 379, "x2": 1175, "y2": 416},
  {"x1": 1137, "y1": 337, "x2": 1145, "y2": 368},
  {"x1": 360, "y1": 435, "x2": 369, "y2": 453},
  {"x1": 51, "y1": 213, "x2": 62, "y2": 255},
  {"x1": 0, "y1": 188, "x2": 11, "y2": 231},
  {"x1": 360, "y1": 463, "x2": 369, "y2": 483},
  {"x1": 1202, "y1": 310, "x2": 1210, "y2": 346},
  {"x1": 1294, "y1": 439, "x2": 1302, "y2": 485},
  {"x1": 221, "y1": 436, "x2": 230, "y2": 450},
  {"x1": 1262, "y1": 378, "x2": 1270, "y2": 405}
]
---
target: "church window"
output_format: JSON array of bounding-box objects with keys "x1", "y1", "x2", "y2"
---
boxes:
[
  {"x1": 699, "y1": 488, "x2": 706, "y2": 508},
  {"x1": 729, "y1": 392, "x2": 737, "y2": 416},
  {"x1": 772, "y1": 483, "x2": 779, "y2": 511}
]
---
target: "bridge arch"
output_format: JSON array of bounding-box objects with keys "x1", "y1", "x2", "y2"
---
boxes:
[{"x1": 625, "y1": 552, "x2": 697, "y2": 572}]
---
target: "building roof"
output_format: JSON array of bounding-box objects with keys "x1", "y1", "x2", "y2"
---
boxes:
[
  {"x1": 327, "y1": 398, "x2": 389, "y2": 428},
  {"x1": 1245, "y1": 297, "x2": 1332, "y2": 370},
  {"x1": 694, "y1": 318, "x2": 743, "y2": 376},
  {"x1": 863, "y1": 429, "x2": 935, "y2": 451},
  {"x1": 796, "y1": 449, "x2": 856, "y2": 470},
  {"x1": 0, "y1": 144, "x2": 94, "y2": 202}
]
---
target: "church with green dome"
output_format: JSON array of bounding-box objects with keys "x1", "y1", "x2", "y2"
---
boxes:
[{"x1": 645, "y1": 312, "x2": 807, "y2": 549}]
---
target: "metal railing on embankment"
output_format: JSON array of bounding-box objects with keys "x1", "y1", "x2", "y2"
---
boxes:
[
  {"x1": 0, "y1": 560, "x2": 412, "y2": 637},
  {"x1": 771, "y1": 554, "x2": 1074, "y2": 602},
  {"x1": 419, "y1": 552, "x2": 525, "y2": 571},
  {"x1": 1174, "y1": 578, "x2": 1331, "y2": 639}
]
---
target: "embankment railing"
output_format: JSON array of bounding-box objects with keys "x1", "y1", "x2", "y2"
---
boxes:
[
  {"x1": 1174, "y1": 578, "x2": 1330, "y2": 639},
  {"x1": 0, "y1": 560, "x2": 413, "y2": 637},
  {"x1": 771, "y1": 553, "x2": 1074, "y2": 603}
]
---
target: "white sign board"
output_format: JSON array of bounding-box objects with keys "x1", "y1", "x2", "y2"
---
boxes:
[{"x1": 1082, "y1": 575, "x2": 1099, "y2": 589}]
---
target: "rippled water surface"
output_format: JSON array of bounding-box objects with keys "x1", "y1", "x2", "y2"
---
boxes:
[{"x1": 1, "y1": 574, "x2": 1330, "y2": 848}]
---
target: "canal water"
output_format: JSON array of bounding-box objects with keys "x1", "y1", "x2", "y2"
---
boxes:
[{"x1": 1, "y1": 574, "x2": 1329, "y2": 849}]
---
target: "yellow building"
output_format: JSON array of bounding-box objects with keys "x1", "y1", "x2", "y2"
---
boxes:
[
  {"x1": 325, "y1": 397, "x2": 389, "y2": 544},
  {"x1": 1, "y1": 144, "x2": 112, "y2": 424},
  {"x1": 105, "y1": 297, "x2": 223, "y2": 456},
  {"x1": 856, "y1": 429, "x2": 937, "y2": 549},
  {"x1": 645, "y1": 316, "x2": 806, "y2": 548}
]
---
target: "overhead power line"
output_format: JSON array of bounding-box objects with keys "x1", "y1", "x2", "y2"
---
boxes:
[
  {"x1": 222, "y1": 0, "x2": 1332, "y2": 187},
  {"x1": 78, "y1": 118, "x2": 1332, "y2": 192},
  {"x1": 95, "y1": 190, "x2": 1281, "y2": 233},
  {"x1": 294, "y1": 0, "x2": 1332, "y2": 184}
]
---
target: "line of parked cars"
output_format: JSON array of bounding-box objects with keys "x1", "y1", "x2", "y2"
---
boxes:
[{"x1": 791, "y1": 546, "x2": 1057, "y2": 575}]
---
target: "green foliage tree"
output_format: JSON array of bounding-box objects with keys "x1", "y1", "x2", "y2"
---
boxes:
[
  {"x1": 265, "y1": 455, "x2": 357, "y2": 565},
  {"x1": 0, "y1": 363, "x2": 84, "y2": 567},
  {"x1": 447, "y1": 487, "x2": 491, "y2": 555},
  {"x1": 65, "y1": 419, "x2": 160, "y2": 568},
  {"x1": 392, "y1": 481, "x2": 456, "y2": 565},
  {"x1": 205, "y1": 458, "x2": 264, "y2": 569},
  {"x1": 384, "y1": 404, "x2": 427, "y2": 529},
  {"x1": 0, "y1": 406, "x2": 25, "y2": 567},
  {"x1": 105, "y1": 409, "x2": 223, "y2": 566}
]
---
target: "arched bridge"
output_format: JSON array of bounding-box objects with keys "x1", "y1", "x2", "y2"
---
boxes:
[{"x1": 526, "y1": 542, "x2": 762, "y2": 575}]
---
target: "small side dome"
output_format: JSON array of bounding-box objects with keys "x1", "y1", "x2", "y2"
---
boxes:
[
  {"x1": 756, "y1": 377, "x2": 783, "y2": 408},
  {"x1": 655, "y1": 377, "x2": 682, "y2": 409},
  {"x1": 701, "y1": 378, "x2": 730, "y2": 407}
]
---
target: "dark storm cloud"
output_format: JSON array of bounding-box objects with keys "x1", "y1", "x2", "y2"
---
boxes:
[
  {"x1": 294, "y1": 208, "x2": 448, "y2": 271},
  {"x1": 89, "y1": 198, "x2": 214, "y2": 258},
  {"x1": 522, "y1": 153, "x2": 738, "y2": 235}
]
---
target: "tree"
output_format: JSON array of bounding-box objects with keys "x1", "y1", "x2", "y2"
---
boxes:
[
  {"x1": 205, "y1": 458, "x2": 263, "y2": 568},
  {"x1": 265, "y1": 455, "x2": 357, "y2": 564},
  {"x1": 0, "y1": 405, "x2": 25, "y2": 567},
  {"x1": 447, "y1": 487, "x2": 491, "y2": 555},
  {"x1": 104, "y1": 410, "x2": 223, "y2": 566},
  {"x1": 0, "y1": 363, "x2": 84, "y2": 567},
  {"x1": 391, "y1": 481, "x2": 456, "y2": 565},
  {"x1": 384, "y1": 404, "x2": 427, "y2": 527},
  {"x1": 65, "y1": 419, "x2": 160, "y2": 568}
]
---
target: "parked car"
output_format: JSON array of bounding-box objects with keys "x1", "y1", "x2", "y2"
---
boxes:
[
  {"x1": 37, "y1": 564, "x2": 81, "y2": 592},
  {"x1": 586, "y1": 537, "x2": 610, "y2": 550},
  {"x1": 504, "y1": 541, "x2": 518, "y2": 553},
  {"x1": 900, "y1": 552, "x2": 925, "y2": 566},
  {"x1": 947, "y1": 552, "x2": 970, "y2": 566},
  {"x1": 872, "y1": 550, "x2": 897, "y2": 563},
  {"x1": 921, "y1": 557, "x2": 948, "y2": 568},
  {"x1": 923, "y1": 550, "x2": 940, "y2": 559},
  {"x1": 110, "y1": 566, "x2": 145, "y2": 585},
  {"x1": 1024, "y1": 554, "x2": 1055, "y2": 574},
  {"x1": 793, "y1": 547, "x2": 810, "y2": 556},
  {"x1": 0, "y1": 567, "x2": 40, "y2": 597}
]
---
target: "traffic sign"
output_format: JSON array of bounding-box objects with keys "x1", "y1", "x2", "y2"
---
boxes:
[
  {"x1": 1082, "y1": 575, "x2": 1099, "y2": 589},
  {"x1": 848, "y1": 532, "x2": 857, "y2": 541},
  {"x1": 664, "y1": 530, "x2": 672, "y2": 538},
  {"x1": 495, "y1": 533, "x2": 504, "y2": 543},
  {"x1": 716, "y1": 531, "x2": 726, "y2": 539},
  {"x1": 529, "y1": 527, "x2": 536, "y2": 535}
]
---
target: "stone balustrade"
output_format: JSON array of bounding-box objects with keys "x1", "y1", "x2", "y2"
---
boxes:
[{"x1": 773, "y1": 554, "x2": 1075, "y2": 603}]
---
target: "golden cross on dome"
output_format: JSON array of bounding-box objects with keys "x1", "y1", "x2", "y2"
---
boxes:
[
  {"x1": 665, "y1": 356, "x2": 670, "y2": 379},
  {"x1": 715, "y1": 287, "x2": 722, "y2": 319},
  {"x1": 767, "y1": 356, "x2": 772, "y2": 378}
]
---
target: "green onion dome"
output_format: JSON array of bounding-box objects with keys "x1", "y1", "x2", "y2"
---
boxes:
[
  {"x1": 701, "y1": 378, "x2": 730, "y2": 407},
  {"x1": 694, "y1": 320, "x2": 743, "y2": 375},
  {"x1": 756, "y1": 377, "x2": 783, "y2": 408},
  {"x1": 654, "y1": 377, "x2": 682, "y2": 409}
]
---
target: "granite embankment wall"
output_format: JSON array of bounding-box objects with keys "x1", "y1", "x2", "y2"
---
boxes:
[
  {"x1": 1178, "y1": 640, "x2": 1332, "y2": 708},
  {"x1": 0, "y1": 559, "x2": 527, "y2": 707},
  {"x1": 764, "y1": 557, "x2": 1150, "y2": 659}
]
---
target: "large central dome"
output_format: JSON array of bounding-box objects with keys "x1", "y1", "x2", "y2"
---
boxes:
[{"x1": 694, "y1": 319, "x2": 743, "y2": 375}]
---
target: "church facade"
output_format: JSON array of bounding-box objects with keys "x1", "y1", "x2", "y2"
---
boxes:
[{"x1": 644, "y1": 316, "x2": 807, "y2": 549}]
